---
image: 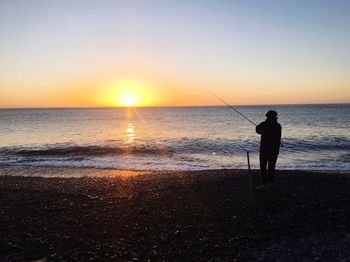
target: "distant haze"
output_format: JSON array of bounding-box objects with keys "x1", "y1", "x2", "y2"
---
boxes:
[{"x1": 1, "y1": 0, "x2": 350, "y2": 108}]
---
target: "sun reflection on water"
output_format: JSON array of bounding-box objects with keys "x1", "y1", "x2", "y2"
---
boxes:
[
  {"x1": 125, "y1": 109, "x2": 136, "y2": 144},
  {"x1": 126, "y1": 123, "x2": 135, "y2": 143}
]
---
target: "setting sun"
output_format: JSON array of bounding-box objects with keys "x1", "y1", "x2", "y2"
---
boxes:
[
  {"x1": 120, "y1": 92, "x2": 138, "y2": 107},
  {"x1": 97, "y1": 78, "x2": 157, "y2": 107}
]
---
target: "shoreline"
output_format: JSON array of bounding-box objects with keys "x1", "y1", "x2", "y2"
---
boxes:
[
  {"x1": 1, "y1": 167, "x2": 350, "y2": 260},
  {"x1": 0, "y1": 165, "x2": 349, "y2": 178}
]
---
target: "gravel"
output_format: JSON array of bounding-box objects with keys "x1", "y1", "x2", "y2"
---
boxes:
[{"x1": 0, "y1": 167, "x2": 350, "y2": 261}]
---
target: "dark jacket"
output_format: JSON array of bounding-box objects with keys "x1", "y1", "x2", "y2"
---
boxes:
[{"x1": 256, "y1": 119, "x2": 282, "y2": 155}]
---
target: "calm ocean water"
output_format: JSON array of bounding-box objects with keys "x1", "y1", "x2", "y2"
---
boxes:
[{"x1": 0, "y1": 105, "x2": 349, "y2": 173}]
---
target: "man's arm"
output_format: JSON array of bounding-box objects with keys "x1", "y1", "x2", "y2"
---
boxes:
[
  {"x1": 256, "y1": 122, "x2": 265, "y2": 134},
  {"x1": 278, "y1": 124, "x2": 282, "y2": 142}
]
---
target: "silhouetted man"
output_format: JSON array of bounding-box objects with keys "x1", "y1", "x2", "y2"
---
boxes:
[{"x1": 256, "y1": 110, "x2": 282, "y2": 189}]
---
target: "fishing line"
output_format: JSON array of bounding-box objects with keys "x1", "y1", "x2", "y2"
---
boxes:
[{"x1": 209, "y1": 92, "x2": 256, "y2": 126}]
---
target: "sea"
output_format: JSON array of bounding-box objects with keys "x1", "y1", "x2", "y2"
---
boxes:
[{"x1": 0, "y1": 104, "x2": 349, "y2": 172}]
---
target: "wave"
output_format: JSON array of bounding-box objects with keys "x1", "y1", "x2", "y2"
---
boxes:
[
  {"x1": 282, "y1": 136, "x2": 350, "y2": 152},
  {"x1": 0, "y1": 144, "x2": 174, "y2": 158},
  {"x1": 0, "y1": 136, "x2": 349, "y2": 159},
  {"x1": 0, "y1": 138, "x2": 349, "y2": 172}
]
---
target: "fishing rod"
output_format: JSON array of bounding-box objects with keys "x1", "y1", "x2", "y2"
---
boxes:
[{"x1": 209, "y1": 92, "x2": 257, "y2": 126}]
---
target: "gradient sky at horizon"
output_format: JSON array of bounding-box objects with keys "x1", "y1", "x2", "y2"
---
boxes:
[{"x1": 1, "y1": 0, "x2": 350, "y2": 107}]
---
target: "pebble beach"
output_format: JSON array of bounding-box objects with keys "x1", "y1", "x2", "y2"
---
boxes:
[{"x1": 1, "y1": 167, "x2": 350, "y2": 261}]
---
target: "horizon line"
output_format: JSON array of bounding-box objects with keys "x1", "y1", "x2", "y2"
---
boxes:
[{"x1": 0, "y1": 102, "x2": 349, "y2": 110}]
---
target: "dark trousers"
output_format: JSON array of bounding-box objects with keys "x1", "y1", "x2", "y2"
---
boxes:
[{"x1": 260, "y1": 153, "x2": 278, "y2": 185}]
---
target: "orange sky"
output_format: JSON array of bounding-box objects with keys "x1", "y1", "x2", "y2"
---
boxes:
[{"x1": 1, "y1": 65, "x2": 348, "y2": 108}]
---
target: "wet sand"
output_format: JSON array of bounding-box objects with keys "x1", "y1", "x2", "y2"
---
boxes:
[{"x1": 1, "y1": 167, "x2": 350, "y2": 261}]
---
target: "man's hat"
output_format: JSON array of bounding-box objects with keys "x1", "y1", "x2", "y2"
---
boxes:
[{"x1": 266, "y1": 110, "x2": 278, "y2": 119}]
